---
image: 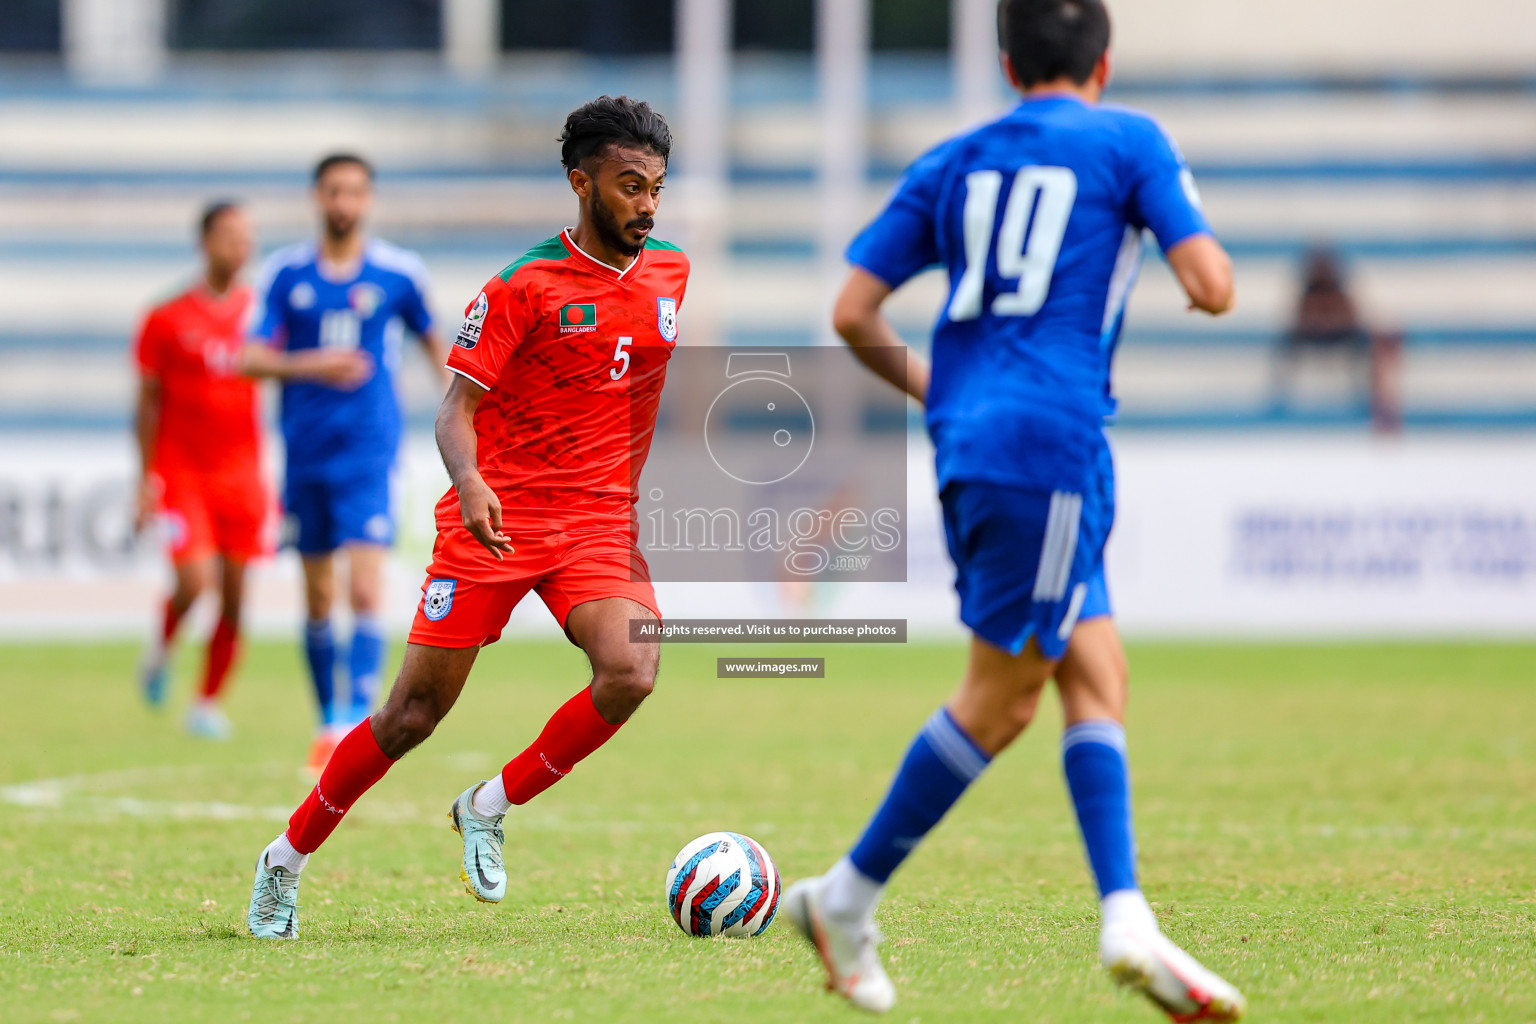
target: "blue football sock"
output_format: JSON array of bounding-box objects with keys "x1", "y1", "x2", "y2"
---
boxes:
[
  {"x1": 847, "y1": 707, "x2": 991, "y2": 883},
  {"x1": 303, "y1": 618, "x2": 337, "y2": 727},
  {"x1": 1062, "y1": 719, "x2": 1138, "y2": 897},
  {"x1": 347, "y1": 614, "x2": 386, "y2": 724}
]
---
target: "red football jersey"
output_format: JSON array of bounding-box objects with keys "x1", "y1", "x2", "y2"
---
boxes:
[
  {"x1": 443, "y1": 231, "x2": 689, "y2": 522},
  {"x1": 133, "y1": 284, "x2": 262, "y2": 480}
]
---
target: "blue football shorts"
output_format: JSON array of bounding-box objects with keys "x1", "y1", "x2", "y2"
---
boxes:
[
  {"x1": 283, "y1": 470, "x2": 396, "y2": 555},
  {"x1": 939, "y1": 476, "x2": 1113, "y2": 660}
]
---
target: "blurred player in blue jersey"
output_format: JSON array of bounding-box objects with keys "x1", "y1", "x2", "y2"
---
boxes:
[
  {"x1": 784, "y1": 2, "x2": 1246, "y2": 1019},
  {"x1": 248, "y1": 153, "x2": 448, "y2": 773}
]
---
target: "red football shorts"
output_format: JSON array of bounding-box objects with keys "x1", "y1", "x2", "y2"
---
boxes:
[
  {"x1": 158, "y1": 469, "x2": 270, "y2": 565},
  {"x1": 407, "y1": 513, "x2": 660, "y2": 649}
]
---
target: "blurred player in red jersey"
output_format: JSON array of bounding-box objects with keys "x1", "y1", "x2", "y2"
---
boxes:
[
  {"x1": 248, "y1": 96, "x2": 687, "y2": 937},
  {"x1": 134, "y1": 201, "x2": 368, "y2": 738}
]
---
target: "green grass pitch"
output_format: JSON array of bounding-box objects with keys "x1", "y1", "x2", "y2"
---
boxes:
[{"x1": 1, "y1": 639, "x2": 1533, "y2": 1023}]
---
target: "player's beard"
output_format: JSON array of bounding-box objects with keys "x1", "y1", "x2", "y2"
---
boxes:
[
  {"x1": 591, "y1": 197, "x2": 651, "y2": 259},
  {"x1": 206, "y1": 255, "x2": 241, "y2": 292},
  {"x1": 324, "y1": 213, "x2": 359, "y2": 244}
]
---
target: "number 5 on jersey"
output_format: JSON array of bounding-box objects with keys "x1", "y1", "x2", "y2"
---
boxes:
[
  {"x1": 949, "y1": 165, "x2": 1077, "y2": 321},
  {"x1": 610, "y1": 336, "x2": 632, "y2": 380}
]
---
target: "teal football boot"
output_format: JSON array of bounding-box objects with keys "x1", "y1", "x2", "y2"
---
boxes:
[
  {"x1": 449, "y1": 782, "x2": 507, "y2": 903},
  {"x1": 247, "y1": 852, "x2": 300, "y2": 939},
  {"x1": 139, "y1": 650, "x2": 170, "y2": 708}
]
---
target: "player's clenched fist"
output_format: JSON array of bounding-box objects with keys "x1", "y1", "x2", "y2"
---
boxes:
[
  {"x1": 239, "y1": 343, "x2": 374, "y2": 390},
  {"x1": 133, "y1": 472, "x2": 162, "y2": 534},
  {"x1": 299, "y1": 348, "x2": 374, "y2": 389},
  {"x1": 457, "y1": 476, "x2": 513, "y2": 559}
]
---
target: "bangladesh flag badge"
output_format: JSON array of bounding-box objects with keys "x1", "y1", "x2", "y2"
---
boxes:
[{"x1": 559, "y1": 303, "x2": 597, "y2": 332}]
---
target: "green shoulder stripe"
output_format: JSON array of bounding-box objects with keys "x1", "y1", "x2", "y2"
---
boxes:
[
  {"x1": 498, "y1": 236, "x2": 569, "y2": 281},
  {"x1": 644, "y1": 236, "x2": 684, "y2": 253}
]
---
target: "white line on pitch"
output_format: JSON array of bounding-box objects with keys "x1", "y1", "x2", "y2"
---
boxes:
[{"x1": 0, "y1": 765, "x2": 675, "y2": 833}]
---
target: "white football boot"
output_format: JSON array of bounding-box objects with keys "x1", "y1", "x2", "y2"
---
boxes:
[
  {"x1": 1101, "y1": 921, "x2": 1247, "y2": 1022},
  {"x1": 782, "y1": 876, "x2": 897, "y2": 1014},
  {"x1": 184, "y1": 700, "x2": 232, "y2": 740}
]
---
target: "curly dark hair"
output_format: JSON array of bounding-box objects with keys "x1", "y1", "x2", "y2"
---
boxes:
[{"x1": 559, "y1": 95, "x2": 672, "y2": 173}]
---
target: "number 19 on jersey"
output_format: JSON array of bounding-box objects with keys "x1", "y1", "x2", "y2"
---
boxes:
[{"x1": 949, "y1": 165, "x2": 1078, "y2": 322}]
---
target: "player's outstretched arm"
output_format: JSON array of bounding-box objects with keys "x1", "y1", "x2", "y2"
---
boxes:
[
  {"x1": 417, "y1": 329, "x2": 453, "y2": 392},
  {"x1": 132, "y1": 375, "x2": 161, "y2": 532},
  {"x1": 238, "y1": 342, "x2": 373, "y2": 388},
  {"x1": 1166, "y1": 234, "x2": 1235, "y2": 315},
  {"x1": 832, "y1": 267, "x2": 930, "y2": 406},
  {"x1": 435, "y1": 373, "x2": 513, "y2": 560}
]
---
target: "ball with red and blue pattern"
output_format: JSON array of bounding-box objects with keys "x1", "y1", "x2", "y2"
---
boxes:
[{"x1": 664, "y1": 831, "x2": 780, "y2": 937}]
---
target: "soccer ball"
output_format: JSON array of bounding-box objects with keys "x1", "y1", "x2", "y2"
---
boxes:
[{"x1": 665, "y1": 831, "x2": 780, "y2": 937}]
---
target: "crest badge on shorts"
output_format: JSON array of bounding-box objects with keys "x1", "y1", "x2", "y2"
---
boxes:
[
  {"x1": 424, "y1": 578, "x2": 456, "y2": 621},
  {"x1": 657, "y1": 297, "x2": 677, "y2": 343}
]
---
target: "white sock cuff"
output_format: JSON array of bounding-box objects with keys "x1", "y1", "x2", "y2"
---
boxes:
[
  {"x1": 922, "y1": 708, "x2": 990, "y2": 781},
  {"x1": 1100, "y1": 888, "x2": 1156, "y2": 931},
  {"x1": 264, "y1": 833, "x2": 309, "y2": 875},
  {"x1": 470, "y1": 775, "x2": 511, "y2": 818},
  {"x1": 1062, "y1": 719, "x2": 1127, "y2": 755},
  {"x1": 820, "y1": 856, "x2": 885, "y2": 929}
]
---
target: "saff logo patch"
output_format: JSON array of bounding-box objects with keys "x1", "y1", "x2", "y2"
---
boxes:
[
  {"x1": 456, "y1": 291, "x2": 487, "y2": 349},
  {"x1": 423, "y1": 578, "x2": 456, "y2": 621},
  {"x1": 657, "y1": 297, "x2": 677, "y2": 343}
]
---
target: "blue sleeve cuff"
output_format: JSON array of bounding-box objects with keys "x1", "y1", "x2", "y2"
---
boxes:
[
  {"x1": 1158, "y1": 226, "x2": 1213, "y2": 255},
  {"x1": 846, "y1": 252, "x2": 907, "y2": 290}
]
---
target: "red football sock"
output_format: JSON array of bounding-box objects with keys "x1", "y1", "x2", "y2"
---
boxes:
[
  {"x1": 501, "y1": 686, "x2": 623, "y2": 805},
  {"x1": 160, "y1": 598, "x2": 187, "y2": 644},
  {"x1": 285, "y1": 720, "x2": 396, "y2": 854},
  {"x1": 199, "y1": 616, "x2": 240, "y2": 701}
]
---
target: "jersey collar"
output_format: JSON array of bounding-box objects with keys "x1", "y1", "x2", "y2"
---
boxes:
[
  {"x1": 314, "y1": 237, "x2": 371, "y2": 285},
  {"x1": 561, "y1": 228, "x2": 643, "y2": 281},
  {"x1": 190, "y1": 280, "x2": 248, "y2": 313},
  {"x1": 1014, "y1": 91, "x2": 1089, "y2": 111}
]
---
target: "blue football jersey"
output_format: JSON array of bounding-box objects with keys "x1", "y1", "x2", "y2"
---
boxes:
[
  {"x1": 847, "y1": 95, "x2": 1210, "y2": 494},
  {"x1": 250, "y1": 238, "x2": 434, "y2": 483}
]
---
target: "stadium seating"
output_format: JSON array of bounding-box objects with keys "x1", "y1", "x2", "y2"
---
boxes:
[{"x1": 1, "y1": 55, "x2": 1532, "y2": 429}]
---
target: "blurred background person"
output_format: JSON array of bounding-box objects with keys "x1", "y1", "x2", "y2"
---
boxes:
[
  {"x1": 133, "y1": 201, "x2": 261, "y2": 739},
  {"x1": 134, "y1": 200, "x2": 364, "y2": 738},
  {"x1": 247, "y1": 153, "x2": 447, "y2": 774},
  {"x1": 1272, "y1": 246, "x2": 1374, "y2": 415}
]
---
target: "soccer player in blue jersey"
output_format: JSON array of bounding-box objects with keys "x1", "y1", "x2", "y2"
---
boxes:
[
  {"x1": 247, "y1": 153, "x2": 448, "y2": 773},
  {"x1": 784, "y1": 2, "x2": 1246, "y2": 1019}
]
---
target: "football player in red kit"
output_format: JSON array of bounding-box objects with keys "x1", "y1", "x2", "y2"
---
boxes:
[
  {"x1": 248, "y1": 96, "x2": 688, "y2": 937},
  {"x1": 135, "y1": 201, "x2": 367, "y2": 737}
]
